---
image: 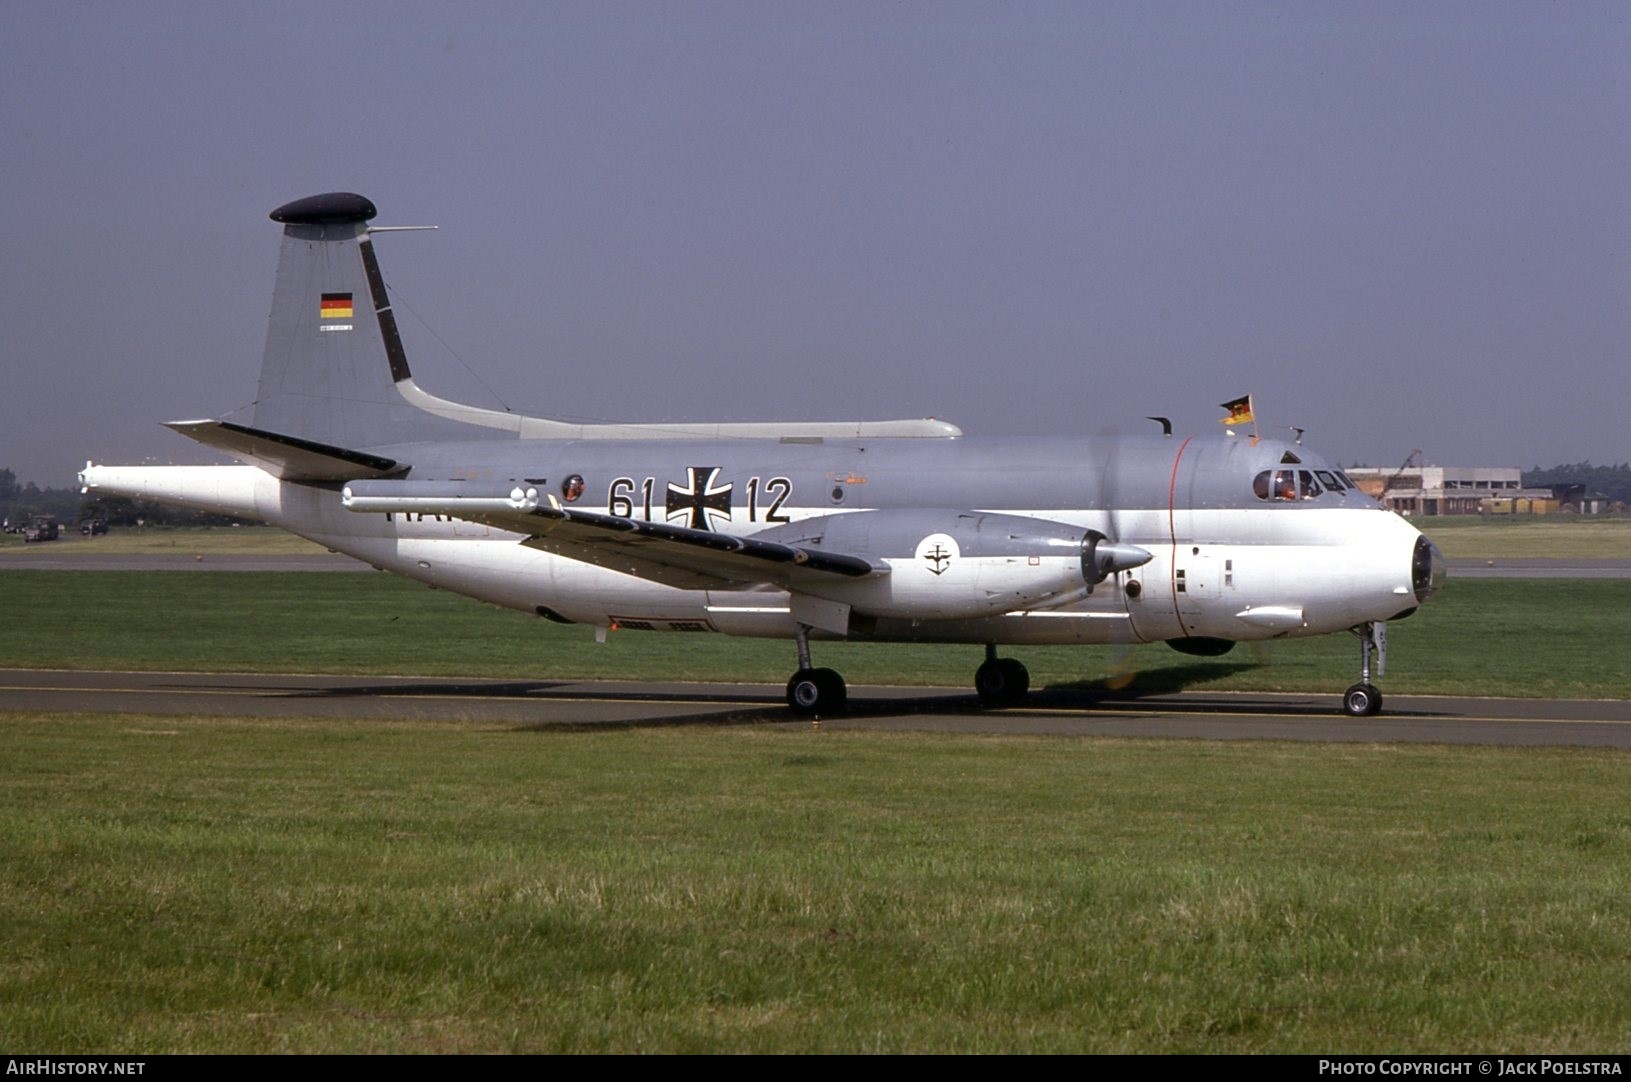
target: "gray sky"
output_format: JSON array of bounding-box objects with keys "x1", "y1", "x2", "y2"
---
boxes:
[{"x1": 3, "y1": 2, "x2": 1628, "y2": 487}]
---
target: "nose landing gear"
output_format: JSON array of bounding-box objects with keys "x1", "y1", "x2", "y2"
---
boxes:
[
  {"x1": 1343, "y1": 682, "x2": 1382, "y2": 717},
  {"x1": 1343, "y1": 621, "x2": 1386, "y2": 717}
]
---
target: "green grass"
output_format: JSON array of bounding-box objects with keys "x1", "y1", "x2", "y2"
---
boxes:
[
  {"x1": 0, "y1": 525, "x2": 326, "y2": 556},
  {"x1": 1419, "y1": 514, "x2": 1631, "y2": 560},
  {"x1": 3, "y1": 563, "x2": 1627, "y2": 1051},
  {"x1": 1, "y1": 571, "x2": 1627, "y2": 699},
  {"x1": 1, "y1": 718, "x2": 1627, "y2": 1052}
]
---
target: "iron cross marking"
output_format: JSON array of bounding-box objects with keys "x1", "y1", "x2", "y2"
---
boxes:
[{"x1": 665, "y1": 466, "x2": 733, "y2": 531}]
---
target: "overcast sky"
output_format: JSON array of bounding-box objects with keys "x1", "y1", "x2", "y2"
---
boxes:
[{"x1": 3, "y1": 2, "x2": 1627, "y2": 486}]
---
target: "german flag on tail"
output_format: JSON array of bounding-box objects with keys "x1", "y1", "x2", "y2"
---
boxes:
[{"x1": 320, "y1": 292, "x2": 354, "y2": 319}]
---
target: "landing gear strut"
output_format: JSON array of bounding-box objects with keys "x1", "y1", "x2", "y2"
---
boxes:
[
  {"x1": 786, "y1": 624, "x2": 847, "y2": 716},
  {"x1": 1343, "y1": 621, "x2": 1386, "y2": 717},
  {"x1": 975, "y1": 644, "x2": 1030, "y2": 707}
]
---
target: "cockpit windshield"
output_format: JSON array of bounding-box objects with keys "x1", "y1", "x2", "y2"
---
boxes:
[{"x1": 1253, "y1": 464, "x2": 1357, "y2": 503}]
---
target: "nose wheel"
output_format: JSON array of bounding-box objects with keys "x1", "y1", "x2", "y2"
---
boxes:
[
  {"x1": 1342, "y1": 622, "x2": 1387, "y2": 717},
  {"x1": 1343, "y1": 682, "x2": 1382, "y2": 717},
  {"x1": 975, "y1": 644, "x2": 1030, "y2": 706},
  {"x1": 786, "y1": 625, "x2": 848, "y2": 716}
]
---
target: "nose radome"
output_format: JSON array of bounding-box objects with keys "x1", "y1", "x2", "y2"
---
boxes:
[{"x1": 1413, "y1": 535, "x2": 1446, "y2": 603}]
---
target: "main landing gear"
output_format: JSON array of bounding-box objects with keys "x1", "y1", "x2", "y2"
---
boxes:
[
  {"x1": 782, "y1": 633, "x2": 1034, "y2": 716},
  {"x1": 786, "y1": 625, "x2": 847, "y2": 716},
  {"x1": 1343, "y1": 621, "x2": 1386, "y2": 717},
  {"x1": 975, "y1": 643, "x2": 1030, "y2": 707}
]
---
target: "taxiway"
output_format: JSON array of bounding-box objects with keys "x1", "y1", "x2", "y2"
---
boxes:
[{"x1": 3, "y1": 668, "x2": 1628, "y2": 747}]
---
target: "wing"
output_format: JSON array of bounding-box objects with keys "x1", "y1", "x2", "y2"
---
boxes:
[{"x1": 342, "y1": 480, "x2": 884, "y2": 590}]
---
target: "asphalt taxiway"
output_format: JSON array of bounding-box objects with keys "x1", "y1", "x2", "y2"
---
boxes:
[{"x1": 3, "y1": 668, "x2": 1629, "y2": 747}]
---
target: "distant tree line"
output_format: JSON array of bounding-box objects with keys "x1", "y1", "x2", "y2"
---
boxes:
[
  {"x1": 0, "y1": 467, "x2": 256, "y2": 529},
  {"x1": 1522, "y1": 462, "x2": 1631, "y2": 506}
]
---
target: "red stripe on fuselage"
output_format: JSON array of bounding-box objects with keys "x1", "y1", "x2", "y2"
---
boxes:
[{"x1": 1166, "y1": 435, "x2": 1193, "y2": 638}]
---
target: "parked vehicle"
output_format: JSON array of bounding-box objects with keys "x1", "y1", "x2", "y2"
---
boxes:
[{"x1": 22, "y1": 515, "x2": 59, "y2": 542}]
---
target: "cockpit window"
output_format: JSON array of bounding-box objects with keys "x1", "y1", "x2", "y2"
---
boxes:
[
  {"x1": 1254, "y1": 468, "x2": 1337, "y2": 501},
  {"x1": 1280, "y1": 451, "x2": 1302, "y2": 464},
  {"x1": 1254, "y1": 469, "x2": 1302, "y2": 501}
]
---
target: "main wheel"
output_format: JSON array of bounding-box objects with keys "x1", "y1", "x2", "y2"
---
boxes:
[
  {"x1": 1342, "y1": 682, "x2": 1382, "y2": 718},
  {"x1": 975, "y1": 657, "x2": 1030, "y2": 706},
  {"x1": 787, "y1": 667, "x2": 847, "y2": 716}
]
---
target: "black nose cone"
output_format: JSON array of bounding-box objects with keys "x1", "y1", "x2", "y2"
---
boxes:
[{"x1": 1413, "y1": 535, "x2": 1446, "y2": 603}]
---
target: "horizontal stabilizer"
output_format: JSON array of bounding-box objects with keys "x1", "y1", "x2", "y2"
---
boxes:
[
  {"x1": 342, "y1": 480, "x2": 884, "y2": 590},
  {"x1": 166, "y1": 420, "x2": 401, "y2": 481}
]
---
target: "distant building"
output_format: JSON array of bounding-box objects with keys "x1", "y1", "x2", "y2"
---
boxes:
[
  {"x1": 1344, "y1": 465, "x2": 1565, "y2": 516},
  {"x1": 1536, "y1": 483, "x2": 1615, "y2": 515}
]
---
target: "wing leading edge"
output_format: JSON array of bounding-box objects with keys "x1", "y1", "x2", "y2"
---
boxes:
[{"x1": 341, "y1": 480, "x2": 884, "y2": 591}]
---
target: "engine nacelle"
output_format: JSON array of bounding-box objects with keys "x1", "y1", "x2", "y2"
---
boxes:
[{"x1": 760, "y1": 509, "x2": 1150, "y2": 622}]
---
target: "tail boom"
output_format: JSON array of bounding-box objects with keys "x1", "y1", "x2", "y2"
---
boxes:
[{"x1": 78, "y1": 464, "x2": 276, "y2": 520}]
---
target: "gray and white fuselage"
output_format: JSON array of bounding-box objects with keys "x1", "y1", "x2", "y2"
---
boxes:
[
  {"x1": 85, "y1": 433, "x2": 1435, "y2": 646},
  {"x1": 80, "y1": 192, "x2": 1443, "y2": 714}
]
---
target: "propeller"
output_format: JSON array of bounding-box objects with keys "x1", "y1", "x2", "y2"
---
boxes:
[{"x1": 1093, "y1": 424, "x2": 1148, "y2": 690}]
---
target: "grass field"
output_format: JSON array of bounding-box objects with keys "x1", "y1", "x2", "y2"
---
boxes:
[
  {"x1": 2, "y1": 717, "x2": 1628, "y2": 1053},
  {"x1": 1414, "y1": 514, "x2": 1631, "y2": 560},
  {"x1": 0, "y1": 525, "x2": 327, "y2": 556},
  {"x1": 3, "y1": 529, "x2": 1628, "y2": 1053},
  {"x1": 2, "y1": 570, "x2": 1627, "y2": 699}
]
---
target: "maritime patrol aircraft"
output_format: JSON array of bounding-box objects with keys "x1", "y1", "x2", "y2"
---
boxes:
[{"x1": 80, "y1": 192, "x2": 1444, "y2": 718}]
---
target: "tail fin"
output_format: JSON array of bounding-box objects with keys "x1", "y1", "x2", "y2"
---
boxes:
[
  {"x1": 240, "y1": 192, "x2": 963, "y2": 450},
  {"x1": 250, "y1": 192, "x2": 501, "y2": 448}
]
